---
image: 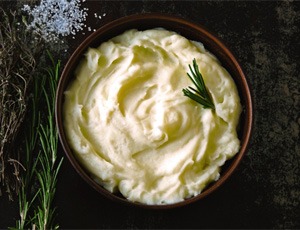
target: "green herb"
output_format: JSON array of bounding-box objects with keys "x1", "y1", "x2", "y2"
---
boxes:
[
  {"x1": 13, "y1": 52, "x2": 62, "y2": 230},
  {"x1": 15, "y1": 71, "x2": 45, "y2": 230},
  {"x1": 33, "y1": 52, "x2": 63, "y2": 230},
  {"x1": 182, "y1": 59, "x2": 215, "y2": 110}
]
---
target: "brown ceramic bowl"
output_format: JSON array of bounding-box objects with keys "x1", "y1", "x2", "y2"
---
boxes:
[{"x1": 55, "y1": 13, "x2": 253, "y2": 209}]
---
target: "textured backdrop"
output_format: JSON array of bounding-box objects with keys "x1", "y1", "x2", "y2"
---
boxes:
[{"x1": 0, "y1": 0, "x2": 299, "y2": 229}]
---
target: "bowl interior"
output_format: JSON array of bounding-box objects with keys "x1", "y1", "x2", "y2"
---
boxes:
[{"x1": 56, "y1": 13, "x2": 253, "y2": 209}]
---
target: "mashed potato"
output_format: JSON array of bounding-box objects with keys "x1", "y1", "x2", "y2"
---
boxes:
[{"x1": 63, "y1": 29, "x2": 242, "y2": 205}]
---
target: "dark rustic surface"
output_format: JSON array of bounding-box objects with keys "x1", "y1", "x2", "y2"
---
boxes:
[{"x1": 0, "y1": 0, "x2": 299, "y2": 229}]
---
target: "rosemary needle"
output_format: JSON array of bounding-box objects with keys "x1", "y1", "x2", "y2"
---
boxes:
[{"x1": 182, "y1": 59, "x2": 215, "y2": 110}]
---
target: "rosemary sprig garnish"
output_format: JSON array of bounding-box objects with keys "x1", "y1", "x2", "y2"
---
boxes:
[{"x1": 183, "y1": 59, "x2": 215, "y2": 110}]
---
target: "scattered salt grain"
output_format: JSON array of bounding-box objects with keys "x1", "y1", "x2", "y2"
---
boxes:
[
  {"x1": 22, "y1": 0, "x2": 88, "y2": 42},
  {"x1": 94, "y1": 12, "x2": 106, "y2": 20}
]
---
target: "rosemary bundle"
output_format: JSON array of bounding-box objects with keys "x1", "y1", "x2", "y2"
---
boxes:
[
  {"x1": 14, "y1": 53, "x2": 63, "y2": 230},
  {"x1": 33, "y1": 54, "x2": 63, "y2": 230},
  {"x1": 15, "y1": 67, "x2": 45, "y2": 230},
  {"x1": 0, "y1": 7, "x2": 43, "y2": 199}
]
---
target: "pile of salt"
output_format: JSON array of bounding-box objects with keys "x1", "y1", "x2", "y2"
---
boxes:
[{"x1": 23, "y1": 0, "x2": 89, "y2": 42}]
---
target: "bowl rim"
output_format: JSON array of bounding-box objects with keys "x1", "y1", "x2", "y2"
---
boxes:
[{"x1": 55, "y1": 12, "x2": 253, "y2": 209}]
